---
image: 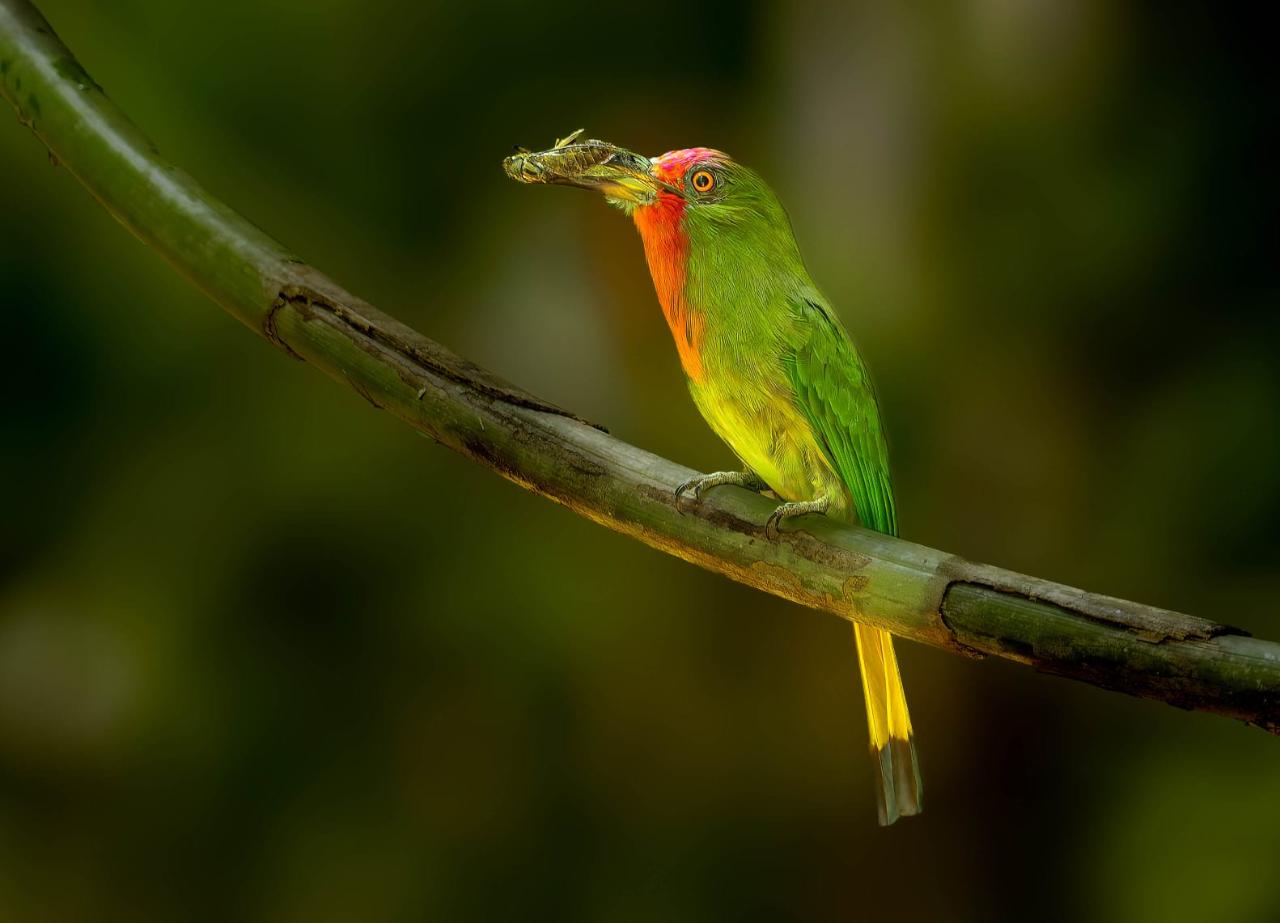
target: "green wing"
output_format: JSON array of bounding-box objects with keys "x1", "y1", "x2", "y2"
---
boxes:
[{"x1": 783, "y1": 295, "x2": 898, "y2": 537}]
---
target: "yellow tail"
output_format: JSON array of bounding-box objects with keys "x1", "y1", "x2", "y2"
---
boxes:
[{"x1": 854, "y1": 623, "x2": 923, "y2": 825}]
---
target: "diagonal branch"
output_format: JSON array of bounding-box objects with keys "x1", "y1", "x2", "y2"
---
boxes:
[{"x1": 3, "y1": 0, "x2": 1277, "y2": 733}]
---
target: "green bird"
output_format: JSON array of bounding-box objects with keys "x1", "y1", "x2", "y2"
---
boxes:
[{"x1": 505, "y1": 133, "x2": 922, "y2": 825}]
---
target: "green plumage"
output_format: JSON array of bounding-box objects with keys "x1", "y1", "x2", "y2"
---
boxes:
[
  {"x1": 677, "y1": 164, "x2": 895, "y2": 538},
  {"x1": 674, "y1": 157, "x2": 922, "y2": 825},
  {"x1": 783, "y1": 296, "x2": 898, "y2": 537}
]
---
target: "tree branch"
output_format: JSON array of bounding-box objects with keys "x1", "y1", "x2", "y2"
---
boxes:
[{"x1": 3, "y1": 0, "x2": 1277, "y2": 733}]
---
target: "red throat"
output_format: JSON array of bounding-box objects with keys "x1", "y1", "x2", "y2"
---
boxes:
[{"x1": 632, "y1": 184, "x2": 704, "y2": 380}]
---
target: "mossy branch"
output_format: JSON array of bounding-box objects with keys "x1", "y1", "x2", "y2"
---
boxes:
[{"x1": 3, "y1": 0, "x2": 1277, "y2": 733}]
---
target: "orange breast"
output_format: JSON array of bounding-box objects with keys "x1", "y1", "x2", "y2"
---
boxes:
[{"x1": 633, "y1": 192, "x2": 704, "y2": 381}]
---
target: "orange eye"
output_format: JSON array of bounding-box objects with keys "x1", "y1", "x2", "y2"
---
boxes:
[{"x1": 691, "y1": 169, "x2": 716, "y2": 193}]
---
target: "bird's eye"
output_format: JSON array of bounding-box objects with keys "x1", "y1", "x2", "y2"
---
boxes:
[{"x1": 691, "y1": 169, "x2": 716, "y2": 193}]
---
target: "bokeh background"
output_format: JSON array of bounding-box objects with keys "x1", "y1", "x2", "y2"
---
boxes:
[{"x1": 2, "y1": 1, "x2": 1277, "y2": 920}]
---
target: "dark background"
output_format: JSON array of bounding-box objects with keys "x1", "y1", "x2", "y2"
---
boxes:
[{"x1": 2, "y1": 1, "x2": 1277, "y2": 920}]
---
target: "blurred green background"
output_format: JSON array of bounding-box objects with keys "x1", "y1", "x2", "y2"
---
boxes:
[{"x1": 2, "y1": 1, "x2": 1277, "y2": 920}]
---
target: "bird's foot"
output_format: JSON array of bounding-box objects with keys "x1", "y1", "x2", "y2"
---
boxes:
[
  {"x1": 764, "y1": 495, "x2": 830, "y2": 540},
  {"x1": 674, "y1": 470, "x2": 768, "y2": 508}
]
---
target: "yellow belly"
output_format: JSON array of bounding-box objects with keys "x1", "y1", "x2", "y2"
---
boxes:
[{"x1": 687, "y1": 377, "x2": 851, "y2": 521}]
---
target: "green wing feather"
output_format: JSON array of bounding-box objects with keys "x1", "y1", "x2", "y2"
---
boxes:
[{"x1": 783, "y1": 295, "x2": 898, "y2": 537}]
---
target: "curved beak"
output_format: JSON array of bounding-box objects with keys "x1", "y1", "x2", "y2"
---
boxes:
[{"x1": 503, "y1": 133, "x2": 662, "y2": 210}]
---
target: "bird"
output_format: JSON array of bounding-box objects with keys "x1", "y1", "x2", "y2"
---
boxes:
[{"x1": 505, "y1": 137, "x2": 922, "y2": 825}]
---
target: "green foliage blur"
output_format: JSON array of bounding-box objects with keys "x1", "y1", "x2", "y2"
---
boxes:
[{"x1": 2, "y1": 1, "x2": 1277, "y2": 920}]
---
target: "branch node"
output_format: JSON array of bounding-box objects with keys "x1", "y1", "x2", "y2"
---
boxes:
[{"x1": 264, "y1": 293, "x2": 306, "y2": 361}]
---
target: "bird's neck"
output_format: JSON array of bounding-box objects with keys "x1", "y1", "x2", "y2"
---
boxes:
[{"x1": 633, "y1": 193, "x2": 705, "y2": 381}]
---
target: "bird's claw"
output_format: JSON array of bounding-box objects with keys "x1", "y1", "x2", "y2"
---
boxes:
[
  {"x1": 762, "y1": 495, "x2": 831, "y2": 541},
  {"x1": 764, "y1": 509, "x2": 785, "y2": 541},
  {"x1": 674, "y1": 476, "x2": 704, "y2": 507},
  {"x1": 674, "y1": 470, "x2": 768, "y2": 512}
]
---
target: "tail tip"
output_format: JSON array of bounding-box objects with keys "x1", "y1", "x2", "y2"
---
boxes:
[{"x1": 874, "y1": 734, "x2": 923, "y2": 826}]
